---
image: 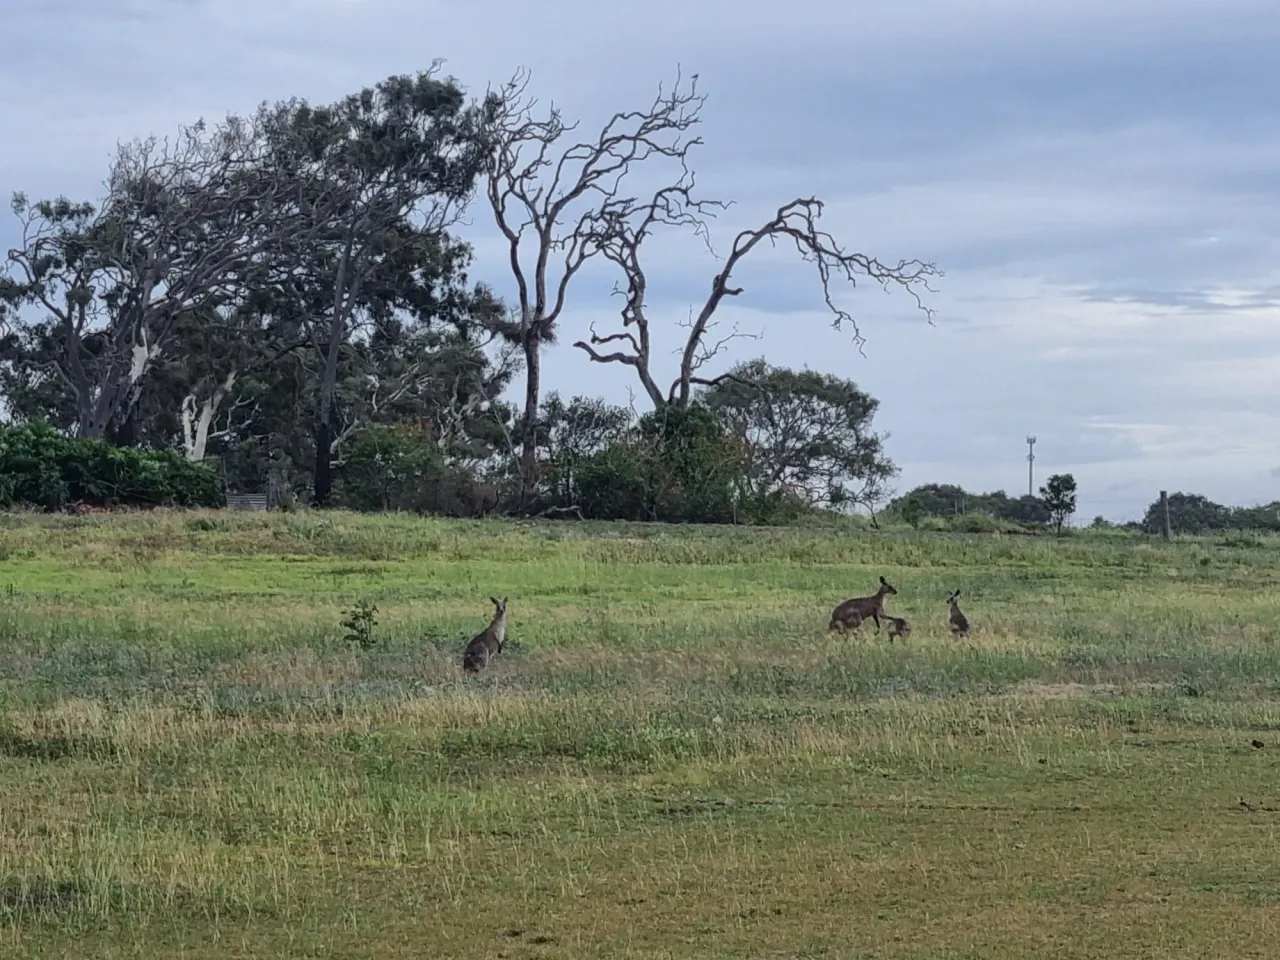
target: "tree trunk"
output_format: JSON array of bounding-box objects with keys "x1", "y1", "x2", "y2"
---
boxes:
[
  {"x1": 313, "y1": 419, "x2": 333, "y2": 506},
  {"x1": 313, "y1": 349, "x2": 342, "y2": 507},
  {"x1": 181, "y1": 373, "x2": 234, "y2": 462},
  {"x1": 518, "y1": 328, "x2": 542, "y2": 510},
  {"x1": 111, "y1": 409, "x2": 139, "y2": 447}
]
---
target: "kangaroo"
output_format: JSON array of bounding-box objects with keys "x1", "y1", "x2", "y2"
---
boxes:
[
  {"x1": 946, "y1": 589, "x2": 970, "y2": 638},
  {"x1": 462, "y1": 597, "x2": 508, "y2": 674},
  {"x1": 828, "y1": 576, "x2": 898, "y2": 632},
  {"x1": 828, "y1": 607, "x2": 864, "y2": 633},
  {"x1": 884, "y1": 615, "x2": 911, "y2": 642}
]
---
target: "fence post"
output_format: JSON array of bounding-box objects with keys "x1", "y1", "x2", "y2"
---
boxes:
[{"x1": 1159, "y1": 490, "x2": 1172, "y2": 540}]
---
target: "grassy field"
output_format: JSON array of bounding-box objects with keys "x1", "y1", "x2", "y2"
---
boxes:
[{"x1": 1, "y1": 509, "x2": 1279, "y2": 958}]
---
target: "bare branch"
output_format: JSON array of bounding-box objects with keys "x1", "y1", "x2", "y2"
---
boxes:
[
  {"x1": 670, "y1": 197, "x2": 939, "y2": 407},
  {"x1": 481, "y1": 65, "x2": 708, "y2": 502},
  {"x1": 577, "y1": 189, "x2": 940, "y2": 410},
  {"x1": 569, "y1": 158, "x2": 730, "y2": 409}
]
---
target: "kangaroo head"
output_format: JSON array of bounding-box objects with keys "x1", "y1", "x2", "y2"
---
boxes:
[
  {"x1": 947, "y1": 589, "x2": 960, "y2": 605},
  {"x1": 878, "y1": 576, "x2": 898, "y2": 596},
  {"x1": 489, "y1": 596, "x2": 508, "y2": 618}
]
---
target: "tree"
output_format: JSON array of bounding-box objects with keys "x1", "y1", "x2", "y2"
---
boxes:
[
  {"x1": 1039, "y1": 473, "x2": 1078, "y2": 535},
  {"x1": 1, "y1": 114, "x2": 303, "y2": 441},
  {"x1": 572, "y1": 182, "x2": 939, "y2": 410},
  {"x1": 258, "y1": 66, "x2": 500, "y2": 504},
  {"x1": 900, "y1": 495, "x2": 924, "y2": 529},
  {"x1": 482, "y1": 68, "x2": 704, "y2": 506},
  {"x1": 700, "y1": 359, "x2": 897, "y2": 516},
  {"x1": 574, "y1": 404, "x2": 744, "y2": 523},
  {"x1": 1139, "y1": 492, "x2": 1232, "y2": 535},
  {"x1": 536, "y1": 392, "x2": 633, "y2": 508}
]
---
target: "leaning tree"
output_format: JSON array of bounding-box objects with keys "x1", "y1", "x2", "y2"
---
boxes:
[
  {"x1": 0, "y1": 115, "x2": 305, "y2": 442},
  {"x1": 257, "y1": 66, "x2": 503, "y2": 504}
]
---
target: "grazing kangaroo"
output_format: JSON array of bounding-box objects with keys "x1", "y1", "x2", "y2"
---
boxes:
[
  {"x1": 946, "y1": 589, "x2": 970, "y2": 638},
  {"x1": 462, "y1": 597, "x2": 508, "y2": 674},
  {"x1": 828, "y1": 576, "x2": 898, "y2": 632},
  {"x1": 884, "y1": 615, "x2": 911, "y2": 642}
]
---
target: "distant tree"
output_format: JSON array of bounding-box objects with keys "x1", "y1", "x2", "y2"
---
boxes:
[
  {"x1": 889, "y1": 483, "x2": 969, "y2": 517},
  {"x1": 699, "y1": 359, "x2": 897, "y2": 516},
  {"x1": 482, "y1": 69, "x2": 705, "y2": 507},
  {"x1": 1140, "y1": 492, "x2": 1233, "y2": 535},
  {"x1": 1005, "y1": 494, "x2": 1052, "y2": 526},
  {"x1": 0, "y1": 116, "x2": 306, "y2": 442},
  {"x1": 1229, "y1": 500, "x2": 1280, "y2": 533},
  {"x1": 900, "y1": 495, "x2": 924, "y2": 529},
  {"x1": 1039, "y1": 473, "x2": 1078, "y2": 535},
  {"x1": 888, "y1": 483, "x2": 1052, "y2": 527},
  {"x1": 484, "y1": 69, "x2": 940, "y2": 509},
  {"x1": 573, "y1": 175, "x2": 939, "y2": 415}
]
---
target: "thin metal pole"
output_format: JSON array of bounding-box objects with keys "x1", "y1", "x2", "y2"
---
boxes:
[{"x1": 1026, "y1": 436, "x2": 1036, "y2": 497}]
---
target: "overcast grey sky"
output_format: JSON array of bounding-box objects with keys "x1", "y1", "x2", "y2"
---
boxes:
[{"x1": 2, "y1": 0, "x2": 1278, "y2": 520}]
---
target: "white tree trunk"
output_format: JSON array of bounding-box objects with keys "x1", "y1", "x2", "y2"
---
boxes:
[{"x1": 181, "y1": 370, "x2": 236, "y2": 461}]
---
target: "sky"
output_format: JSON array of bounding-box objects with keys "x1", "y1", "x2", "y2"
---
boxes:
[{"x1": 2, "y1": 0, "x2": 1278, "y2": 521}]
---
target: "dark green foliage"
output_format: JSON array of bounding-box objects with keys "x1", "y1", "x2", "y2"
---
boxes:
[
  {"x1": 1, "y1": 69, "x2": 509, "y2": 512},
  {"x1": 1040, "y1": 473, "x2": 1078, "y2": 535},
  {"x1": 901, "y1": 495, "x2": 925, "y2": 529},
  {"x1": 0, "y1": 421, "x2": 223, "y2": 510},
  {"x1": 340, "y1": 599, "x2": 378, "y2": 650},
  {"x1": 1142, "y1": 492, "x2": 1280, "y2": 535},
  {"x1": 575, "y1": 405, "x2": 744, "y2": 523},
  {"x1": 336, "y1": 423, "x2": 497, "y2": 517},
  {"x1": 888, "y1": 483, "x2": 1051, "y2": 528},
  {"x1": 258, "y1": 69, "x2": 502, "y2": 506},
  {"x1": 535, "y1": 393, "x2": 634, "y2": 508},
  {"x1": 700, "y1": 359, "x2": 897, "y2": 517}
]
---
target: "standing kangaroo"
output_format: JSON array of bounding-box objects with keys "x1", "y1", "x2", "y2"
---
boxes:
[
  {"x1": 828, "y1": 576, "x2": 898, "y2": 632},
  {"x1": 946, "y1": 589, "x2": 970, "y2": 638},
  {"x1": 462, "y1": 597, "x2": 508, "y2": 674}
]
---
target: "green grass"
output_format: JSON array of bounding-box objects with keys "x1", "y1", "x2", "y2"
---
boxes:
[{"x1": 2, "y1": 509, "x2": 1280, "y2": 957}]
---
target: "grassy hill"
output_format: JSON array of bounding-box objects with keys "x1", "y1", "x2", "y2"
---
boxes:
[{"x1": 1, "y1": 509, "x2": 1278, "y2": 957}]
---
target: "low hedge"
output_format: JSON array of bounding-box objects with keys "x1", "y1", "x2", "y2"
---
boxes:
[{"x1": 0, "y1": 421, "x2": 224, "y2": 510}]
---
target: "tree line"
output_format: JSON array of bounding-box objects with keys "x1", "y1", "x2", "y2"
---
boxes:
[
  {"x1": 890, "y1": 481, "x2": 1280, "y2": 537},
  {"x1": 0, "y1": 64, "x2": 936, "y2": 519}
]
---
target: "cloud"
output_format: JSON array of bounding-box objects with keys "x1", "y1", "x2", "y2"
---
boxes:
[{"x1": 2, "y1": 0, "x2": 1278, "y2": 522}]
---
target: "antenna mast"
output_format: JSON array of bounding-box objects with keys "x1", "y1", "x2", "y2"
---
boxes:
[{"x1": 1026, "y1": 436, "x2": 1037, "y2": 497}]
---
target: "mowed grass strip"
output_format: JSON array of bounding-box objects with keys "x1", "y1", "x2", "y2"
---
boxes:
[{"x1": 0, "y1": 509, "x2": 1279, "y2": 957}]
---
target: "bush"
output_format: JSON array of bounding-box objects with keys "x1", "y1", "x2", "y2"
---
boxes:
[
  {"x1": 575, "y1": 405, "x2": 744, "y2": 523},
  {"x1": 0, "y1": 421, "x2": 223, "y2": 510},
  {"x1": 337, "y1": 423, "x2": 500, "y2": 517}
]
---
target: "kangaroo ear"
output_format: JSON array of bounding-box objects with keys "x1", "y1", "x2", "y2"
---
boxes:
[
  {"x1": 490, "y1": 596, "x2": 500, "y2": 606},
  {"x1": 502, "y1": 596, "x2": 509, "y2": 605},
  {"x1": 879, "y1": 576, "x2": 886, "y2": 584}
]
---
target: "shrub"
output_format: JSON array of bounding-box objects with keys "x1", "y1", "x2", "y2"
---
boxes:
[
  {"x1": 0, "y1": 421, "x2": 223, "y2": 510},
  {"x1": 575, "y1": 405, "x2": 745, "y2": 523},
  {"x1": 337, "y1": 423, "x2": 500, "y2": 517}
]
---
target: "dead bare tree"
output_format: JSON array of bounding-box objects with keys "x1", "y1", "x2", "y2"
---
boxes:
[
  {"x1": 575, "y1": 193, "x2": 941, "y2": 408},
  {"x1": 571, "y1": 171, "x2": 728, "y2": 408},
  {"x1": 482, "y1": 67, "x2": 704, "y2": 507}
]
